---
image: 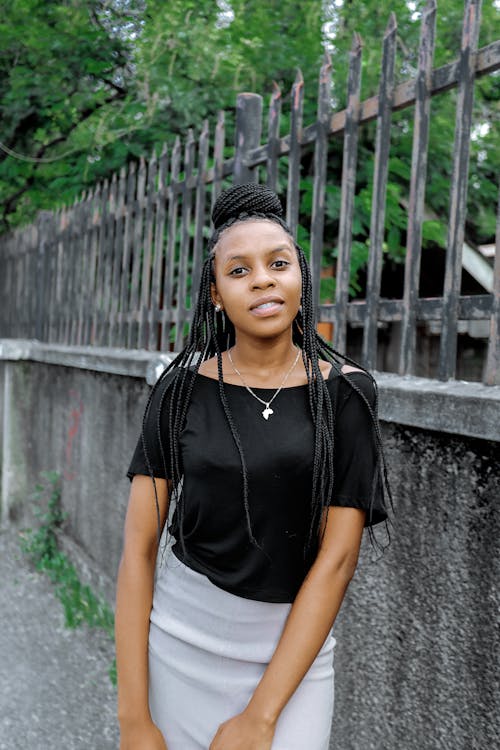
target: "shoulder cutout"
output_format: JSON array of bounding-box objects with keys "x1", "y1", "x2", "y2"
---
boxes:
[
  {"x1": 340, "y1": 365, "x2": 364, "y2": 374},
  {"x1": 337, "y1": 364, "x2": 376, "y2": 406}
]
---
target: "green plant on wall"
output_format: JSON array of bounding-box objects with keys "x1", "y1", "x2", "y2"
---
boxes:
[{"x1": 18, "y1": 470, "x2": 116, "y2": 686}]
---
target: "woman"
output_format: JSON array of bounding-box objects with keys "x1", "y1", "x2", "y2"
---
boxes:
[{"x1": 115, "y1": 183, "x2": 393, "y2": 750}]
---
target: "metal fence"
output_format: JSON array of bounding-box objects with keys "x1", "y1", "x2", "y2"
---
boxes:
[{"x1": 1, "y1": 0, "x2": 499, "y2": 384}]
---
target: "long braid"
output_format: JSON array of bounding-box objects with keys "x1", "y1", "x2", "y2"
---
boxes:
[
  {"x1": 316, "y1": 331, "x2": 395, "y2": 555},
  {"x1": 138, "y1": 183, "x2": 394, "y2": 566},
  {"x1": 206, "y1": 306, "x2": 271, "y2": 562}
]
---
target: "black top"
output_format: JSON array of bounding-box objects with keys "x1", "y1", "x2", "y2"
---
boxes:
[{"x1": 126, "y1": 364, "x2": 387, "y2": 603}]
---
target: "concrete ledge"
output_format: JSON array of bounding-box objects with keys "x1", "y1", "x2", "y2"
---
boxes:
[
  {"x1": 1, "y1": 339, "x2": 499, "y2": 441},
  {"x1": 0, "y1": 338, "x2": 176, "y2": 385},
  {"x1": 372, "y1": 370, "x2": 500, "y2": 442}
]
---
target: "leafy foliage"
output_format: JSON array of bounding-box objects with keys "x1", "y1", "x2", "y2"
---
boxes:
[{"x1": 18, "y1": 469, "x2": 116, "y2": 685}]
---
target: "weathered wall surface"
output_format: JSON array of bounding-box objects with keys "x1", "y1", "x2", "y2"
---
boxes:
[
  {"x1": 333, "y1": 423, "x2": 499, "y2": 750},
  {"x1": 0, "y1": 360, "x2": 157, "y2": 589},
  {"x1": 1, "y1": 340, "x2": 499, "y2": 750}
]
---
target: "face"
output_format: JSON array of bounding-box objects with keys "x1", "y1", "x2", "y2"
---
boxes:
[{"x1": 210, "y1": 219, "x2": 302, "y2": 341}]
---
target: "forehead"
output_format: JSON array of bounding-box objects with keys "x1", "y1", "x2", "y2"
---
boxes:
[{"x1": 215, "y1": 219, "x2": 294, "y2": 258}]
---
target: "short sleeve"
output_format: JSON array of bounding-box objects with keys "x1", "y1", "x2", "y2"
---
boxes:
[
  {"x1": 329, "y1": 372, "x2": 387, "y2": 527},
  {"x1": 126, "y1": 370, "x2": 176, "y2": 482}
]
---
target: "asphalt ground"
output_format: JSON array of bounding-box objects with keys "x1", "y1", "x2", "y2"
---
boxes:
[{"x1": 0, "y1": 527, "x2": 119, "y2": 750}]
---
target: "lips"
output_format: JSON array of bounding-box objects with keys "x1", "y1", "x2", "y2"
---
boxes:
[{"x1": 249, "y1": 295, "x2": 285, "y2": 310}]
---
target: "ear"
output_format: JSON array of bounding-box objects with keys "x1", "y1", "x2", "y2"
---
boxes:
[{"x1": 210, "y1": 282, "x2": 221, "y2": 308}]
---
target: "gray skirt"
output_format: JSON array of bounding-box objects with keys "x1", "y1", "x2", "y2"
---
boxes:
[{"x1": 148, "y1": 544, "x2": 336, "y2": 749}]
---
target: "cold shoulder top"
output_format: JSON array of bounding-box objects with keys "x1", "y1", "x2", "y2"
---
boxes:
[{"x1": 126, "y1": 364, "x2": 387, "y2": 603}]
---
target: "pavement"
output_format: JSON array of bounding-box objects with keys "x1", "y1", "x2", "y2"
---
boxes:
[{"x1": 0, "y1": 527, "x2": 120, "y2": 750}]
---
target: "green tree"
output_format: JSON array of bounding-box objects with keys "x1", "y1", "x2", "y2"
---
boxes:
[
  {"x1": 0, "y1": 0, "x2": 143, "y2": 229},
  {"x1": 0, "y1": 0, "x2": 326, "y2": 230}
]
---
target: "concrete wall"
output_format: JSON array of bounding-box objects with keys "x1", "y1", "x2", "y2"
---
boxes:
[
  {"x1": 334, "y1": 424, "x2": 499, "y2": 749},
  {"x1": 1, "y1": 339, "x2": 499, "y2": 750},
  {"x1": 0, "y1": 340, "x2": 172, "y2": 599}
]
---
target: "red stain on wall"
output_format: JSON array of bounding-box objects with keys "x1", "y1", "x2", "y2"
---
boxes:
[{"x1": 64, "y1": 389, "x2": 84, "y2": 481}]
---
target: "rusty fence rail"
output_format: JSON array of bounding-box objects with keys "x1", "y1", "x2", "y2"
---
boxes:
[{"x1": 0, "y1": 0, "x2": 499, "y2": 384}]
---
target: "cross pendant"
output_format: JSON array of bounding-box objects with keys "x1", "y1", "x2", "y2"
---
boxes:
[{"x1": 262, "y1": 404, "x2": 274, "y2": 420}]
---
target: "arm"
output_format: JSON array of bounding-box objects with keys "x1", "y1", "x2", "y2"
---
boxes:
[
  {"x1": 245, "y1": 505, "x2": 366, "y2": 726},
  {"x1": 115, "y1": 474, "x2": 170, "y2": 738}
]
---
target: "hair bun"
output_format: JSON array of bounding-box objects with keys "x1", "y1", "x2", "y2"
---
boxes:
[{"x1": 211, "y1": 183, "x2": 284, "y2": 230}]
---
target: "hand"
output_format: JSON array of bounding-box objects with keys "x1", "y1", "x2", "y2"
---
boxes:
[
  {"x1": 119, "y1": 718, "x2": 168, "y2": 750},
  {"x1": 209, "y1": 708, "x2": 276, "y2": 750}
]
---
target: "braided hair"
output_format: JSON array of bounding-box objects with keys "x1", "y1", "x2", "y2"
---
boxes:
[{"x1": 138, "y1": 183, "x2": 394, "y2": 568}]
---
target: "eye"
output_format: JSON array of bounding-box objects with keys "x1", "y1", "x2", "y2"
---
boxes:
[{"x1": 228, "y1": 259, "x2": 290, "y2": 276}]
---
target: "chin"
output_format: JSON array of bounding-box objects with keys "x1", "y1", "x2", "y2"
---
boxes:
[{"x1": 249, "y1": 323, "x2": 296, "y2": 340}]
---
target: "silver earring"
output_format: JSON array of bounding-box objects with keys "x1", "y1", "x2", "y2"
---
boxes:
[{"x1": 215, "y1": 303, "x2": 222, "y2": 313}]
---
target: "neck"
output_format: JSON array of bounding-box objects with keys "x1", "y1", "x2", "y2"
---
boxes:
[{"x1": 228, "y1": 334, "x2": 298, "y2": 376}]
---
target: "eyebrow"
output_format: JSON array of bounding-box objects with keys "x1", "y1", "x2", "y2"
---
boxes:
[{"x1": 225, "y1": 246, "x2": 293, "y2": 262}]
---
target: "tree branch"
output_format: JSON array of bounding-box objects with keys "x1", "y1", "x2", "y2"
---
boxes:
[{"x1": 1, "y1": 89, "x2": 127, "y2": 220}]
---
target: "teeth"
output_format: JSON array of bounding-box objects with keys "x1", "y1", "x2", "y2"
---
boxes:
[{"x1": 255, "y1": 301, "x2": 281, "y2": 310}]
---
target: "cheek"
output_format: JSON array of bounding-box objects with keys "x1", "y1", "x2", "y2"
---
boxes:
[
  {"x1": 287, "y1": 268, "x2": 303, "y2": 298},
  {"x1": 215, "y1": 279, "x2": 245, "y2": 319}
]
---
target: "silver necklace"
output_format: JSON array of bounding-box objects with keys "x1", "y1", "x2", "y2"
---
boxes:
[{"x1": 227, "y1": 346, "x2": 301, "y2": 420}]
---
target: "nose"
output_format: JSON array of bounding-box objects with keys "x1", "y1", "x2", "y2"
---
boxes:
[{"x1": 250, "y1": 263, "x2": 276, "y2": 289}]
